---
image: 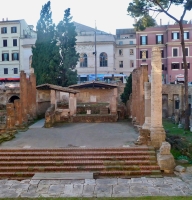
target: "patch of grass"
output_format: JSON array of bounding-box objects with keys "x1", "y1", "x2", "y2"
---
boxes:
[
  {"x1": 163, "y1": 119, "x2": 192, "y2": 142},
  {"x1": 170, "y1": 148, "x2": 182, "y2": 158}
]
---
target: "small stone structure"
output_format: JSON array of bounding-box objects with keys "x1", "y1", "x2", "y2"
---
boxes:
[
  {"x1": 157, "y1": 142, "x2": 175, "y2": 173},
  {"x1": 69, "y1": 82, "x2": 118, "y2": 115},
  {"x1": 36, "y1": 84, "x2": 79, "y2": 128}
]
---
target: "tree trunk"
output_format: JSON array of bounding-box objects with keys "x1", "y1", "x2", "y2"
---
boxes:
[{"x1": 179, "y1": 22, "x2": 189, "y2": 130}]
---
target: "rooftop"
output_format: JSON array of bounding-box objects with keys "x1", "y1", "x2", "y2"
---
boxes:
[{"x1": 36, "y1": 84, "x2": 79, "y2": 94}]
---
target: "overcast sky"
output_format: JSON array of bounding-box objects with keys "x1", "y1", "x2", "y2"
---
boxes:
[{"x1": 0, "y1": 0, "x2": 192, "y2": 34}]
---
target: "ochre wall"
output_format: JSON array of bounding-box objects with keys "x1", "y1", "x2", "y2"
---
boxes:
[{"x1": 76, "y1": 88, "x2": 115, "y2": 103}]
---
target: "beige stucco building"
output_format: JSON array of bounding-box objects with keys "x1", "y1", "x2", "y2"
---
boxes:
[
  {"x1": 0, "y1": 19, "x2": 36, "y2": 85},
  {"x1": 74, "y1": 22, "x2": 136, "y2": 81}
]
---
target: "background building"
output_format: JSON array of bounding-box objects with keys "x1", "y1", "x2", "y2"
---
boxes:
[
  {"x1": 74, "y1": 22, "x2": 136, "y2": 82},
  {"x1": 136, "y1": 21, "x2": 192, "y2": 83},
  {"x1": 0, "y1": 19, "x2": 36, "y2": 86}
]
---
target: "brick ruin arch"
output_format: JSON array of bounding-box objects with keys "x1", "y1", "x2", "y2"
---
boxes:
[{"x1": 8, "y1": 95, "x2": 20, "y2": 103}]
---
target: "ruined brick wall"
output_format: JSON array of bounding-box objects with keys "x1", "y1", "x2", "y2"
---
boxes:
[
  {"x1": 131, "y1": 66, "x2": 148, "y2": 126},
  {"x1": 20, "y1": 71, "x2": 37, "y2": 122}
]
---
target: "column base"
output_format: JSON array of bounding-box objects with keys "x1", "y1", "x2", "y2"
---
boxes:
[
  {"x1": 150, "y1": 127, "x2": 166, "y2": 149},
  {"x1": 142, "y1": 117, "x2": 151, "y2": 130},
  {"x1": 135, "y1": 128, "x2": 151, "y2": 145}
]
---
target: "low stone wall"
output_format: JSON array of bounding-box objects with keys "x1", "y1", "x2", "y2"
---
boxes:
[
  {"x1": 77, "y1": 103, "x2": 109, "y2": 115},
  {"x1": 71, "y1": 114, "x2": 117, "y2": 123}
]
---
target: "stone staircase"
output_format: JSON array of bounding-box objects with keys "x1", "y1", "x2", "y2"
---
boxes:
[{"x1": 0, "y1": 147, "x2": 161, "y2": 180}]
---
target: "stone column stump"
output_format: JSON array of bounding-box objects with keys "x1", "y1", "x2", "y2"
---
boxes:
[{"x1": 150, "y1": 47, "x2": 166, "y2": 148}]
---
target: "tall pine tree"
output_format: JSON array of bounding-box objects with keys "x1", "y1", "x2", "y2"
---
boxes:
[
  {"x1": 57, "y1": 8, "x2": 79, "y2": 87},
  {"x1": 32, "y1": 1, "x2": 60, "y2": 85}
]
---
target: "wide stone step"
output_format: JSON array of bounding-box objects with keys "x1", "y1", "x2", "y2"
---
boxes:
[
  {"x1": 0, "y1": 155, "x2": 156, "y2": 161},
  {"x1": 95, "y1": 170, "x2": 162, "y2": 178},
  {"x1": 0, "y1": 147, "x2": 160, "y2": 179},
  {"x1": 0, "y1": 165, "x2": 160, "y2": 172},
  {"x1": 0, "y1": 151, "x2": 156, "y2": 157},
  {"x1": 0, "y1": 160, "x2": 157, "y2": 166},
  {"x1": 0, "y1": 147, "x2": 154, "y2": 152}
]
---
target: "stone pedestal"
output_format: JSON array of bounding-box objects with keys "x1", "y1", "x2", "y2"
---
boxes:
[
  {"x1": 142, "y1": 82, "x2": 151, "y2": 130},
  {"x1": 157, "y1": 142, "x2": 175, "y2": 173},
  {"x1": 51, "y1": 90, "x2": 56, "y2": 110},
  {"x1": 150, "y1": 47, "x2": 166, "y2": 148},
  {"x1": 69, "y1": 94, "x2": 75, "y2": 116},
  {"x1": 110, "y1": 95, "x2": 117, "y2": 114}
]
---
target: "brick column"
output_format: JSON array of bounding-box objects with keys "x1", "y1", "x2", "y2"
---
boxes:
[
  {"x1": 131, "y1": 69, "x2": 137, "y2": 121},
  {"x1": 29, "y1": 73, "x2": 37, "y2": 118},
  {"x1": 150, "y1": 47, "x2": 166, "y2": 148},
  {"x1": 6, "y1": 103, "x2": 15, "y2": 130},
  {"x1": 142, "y1": 82, "x2": 151, "y2": 130},
  {"x1": 14, "y1": 100, "x2": 22, "y2": 126},
  {"x1": 20, "y1": 71, "x2": 28, "y2": 122},
  {"x1": 138, "y1": 66, "x2": 148, "y2": 126}
]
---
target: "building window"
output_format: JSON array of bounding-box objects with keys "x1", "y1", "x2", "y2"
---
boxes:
[
  {"x1": 11, "y1": 27, "x2": 17, "y2": 33},
  {"x1": 80, "y1": 53, "x2": 87, "y2": 67},
  {"x1": 119, "y1": 49, "x2": 123, "y2": 56},
  {"x1": 119, "y1": 41, "x2": 123, "y2": 45},
  {"x1": 181, "y1": 63, "x2": 190, "y2": 69},
  {"x1": 130, "y1": 35, "x2": 133, "y2": 38},
  {"x1": 140, "y1": 50, "x2": 148, "y2": 59},
  {"x1": 2, "y1": 53, "x2": 9, "y2": 61},
  {"x1": 119, "y1": 61, "x2": 123, "y2": 68},
  {"x1": 129, "y1": 41, "x2": 133, "y2": 44},
  {"x1": 100, "y1": 52, "x2": 107, "y2": 67},
  {"x1": 171, "y1": 63, "x2": 180, "y2": 69},
  {"x1": 185, "y1": 48, "x2": 189, "y2": 56},
  {"x1": 161, "y1": 50, "x2": 164, "y2": 58},
  {"x1": 184, "y1": 32, "x2": 189, "y2": 39},
  {"x1": 162, "y1": 64, "x2": 165, "y2": 70},
  {"x1": 13, "y1": 39, "x2": 17, "y2": 46},
  {"x1": 130, "y1": 60, "x2": 134, "y2": 68},
  {"x1": 156, "y1": 35, "x2": 164, "y2": 44},
  {"x1": 12, "y1": 53, "x2": 19, "y2": 61},
  {"x1": 172, "y1": 32, "x2": 180, "y2": 40},
  {"x1": 3, "y1": 40, "x2": 7, "y2": 47},
  {"x1": 175, "y1": 100, "x2": 180, "y2": 109},
  {"x1": 140, "y1": 36, "x2": 147, "y2": 45},
  {"x1": 173, "y1": 48, "x2": 178, "y2": 57},
  {"x1": 1, "y1": 27, "x2": 7, "y2": 34},
  {"x1": 13, "y1": 68, "x2": 18, "y2": 74},
  {"x1": 130, "y1": 49, "x2": 134, "y2": 55},
  {"x1": 4, "y1": 68, "x2": 8, "y2": 74}
]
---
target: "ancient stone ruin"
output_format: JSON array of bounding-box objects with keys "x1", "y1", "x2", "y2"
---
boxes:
[
  {"x1": 130, "y1": 46, "x2": 175, "y2": 172},
  {"x1": 0, "y1": 71, "x2": 37, "y2": 143}
]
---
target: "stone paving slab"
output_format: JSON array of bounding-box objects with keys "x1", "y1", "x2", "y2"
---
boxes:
[
  {"x1": 32, "y1": 172, "x2": 93, "y2": 180},
  {"x1": 0, "y1": 177, "x2": 192, "y2": 197}
]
